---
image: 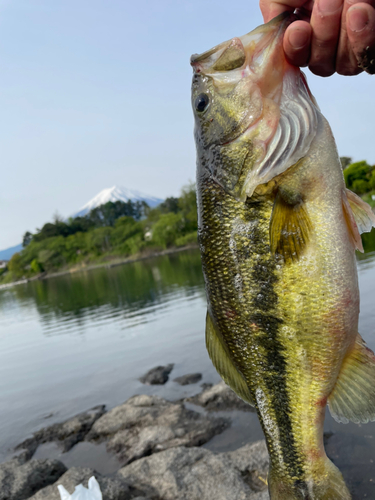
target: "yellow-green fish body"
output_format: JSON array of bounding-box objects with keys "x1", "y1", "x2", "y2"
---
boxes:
[{"x1": 191, "y1": 14, "x2": 375, "y2": 500}]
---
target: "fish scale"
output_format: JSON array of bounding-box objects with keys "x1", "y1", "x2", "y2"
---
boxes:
[{"x1": 199, "y1": 175, "x2": 307, "y2": 482}]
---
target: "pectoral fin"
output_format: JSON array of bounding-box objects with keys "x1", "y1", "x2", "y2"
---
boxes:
[
  {"x1": 205, "y1": 312, "x2": 255, "y2": 406},
  {"x1": 269, "y1": 190, "x2": 312, "y2": 263},
  {"x1": 328, "y1": 334, "x2": 375, "y2": 424}
]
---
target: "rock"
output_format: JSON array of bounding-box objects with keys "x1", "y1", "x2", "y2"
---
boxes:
[
  {"x1": 118, "y1": 440, "x2": 270, "y2": 500},
  {"x1": 186, "y1": 381, "x2": 255, "y2": 412},
  {"x1": 87, "y1": 395, "x2": 229, "y2": 464},
  {"x1": 223, "y1": 441, "x2": 269, "y2": 493},
  {"x1": 200, "y1": 383, "x2": 213, "y2": 391},
  {"x1": 173, "y1": 373, "x2": 202, "y2": 385},
  {"x1": 16, "y1": 405, "x2": 106, "y2": 457},
  {"x1": 139, "y1": 364, "x2": 174, "y2": 385},
  {"x1": 27, "y1": 466, "x2": 137, "y2": 500},
  {"x1": 0, "y1": 457, "x2": 66, "y2": 500}
]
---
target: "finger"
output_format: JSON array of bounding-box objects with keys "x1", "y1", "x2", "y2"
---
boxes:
[
  {"x1": 309, "y1": 0, "x2": 344, "y2": 76},
  {"x1": 347, "y1": 3, "x2": 375, "y2": 73},
  {"x1": 283, "y1": 21, "x2": 312, "y2": 66},
  {"x1": 260, "y1": 0, "x2": 311, "y2": 22},
  {"x1": 336, "y1": 0, "x2": 375, "y2": 74},
  {"x1": 295, "y1": 0, "x2": 315, "y2": 20}
]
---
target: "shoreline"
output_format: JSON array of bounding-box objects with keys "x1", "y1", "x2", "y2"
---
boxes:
[
  {"x1": 0, "y1": 243, "x2": 199, "y2": 290},
  {"x1": 2, "y1": 376, "x2": 369, "y2": 499},
  {"x1": 1, "y1": 378, "x2": 272, "y2": 500}
]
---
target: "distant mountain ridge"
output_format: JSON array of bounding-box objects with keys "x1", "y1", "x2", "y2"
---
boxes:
[
  {"x1": 0, "y1": 186, "x2": 163, "y2": 261},
  {"x1": 72, "y1": 185, "x2": 163, "y2": 218},
  {"x1": 0, "y1": 243, "x2": 23, "y2": 261}
]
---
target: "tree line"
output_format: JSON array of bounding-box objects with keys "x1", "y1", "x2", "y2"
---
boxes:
[
  {"x1": 2, "y1": 184, "x2": 198, "y2": 283},
  {"x1": 3, "y1": 158, "x2": 375, "y2": 284}
]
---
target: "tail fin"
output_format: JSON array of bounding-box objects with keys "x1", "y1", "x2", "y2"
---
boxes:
[{"x1": 268, "y1": 459, "x2": 351, "y2": 499}]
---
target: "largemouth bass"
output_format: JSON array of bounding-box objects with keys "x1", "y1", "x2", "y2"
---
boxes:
[{"x1": 191, "y1": 13, "x2": 375, "y2": 500}]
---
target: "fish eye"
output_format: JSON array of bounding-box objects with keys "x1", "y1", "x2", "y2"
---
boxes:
[{"x1": 195, "y1": 93, "x2": 210, "y2": 113}]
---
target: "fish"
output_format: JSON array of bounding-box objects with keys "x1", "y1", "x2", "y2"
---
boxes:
[{"x1": 191, "y1": 13, "x2": 375, "y2": 500}]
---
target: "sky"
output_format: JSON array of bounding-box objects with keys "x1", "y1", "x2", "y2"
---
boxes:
[{"x1": 0, "y1": 0, "x2": 375, "y2": 250}]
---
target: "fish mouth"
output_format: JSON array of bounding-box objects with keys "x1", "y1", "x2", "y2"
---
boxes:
[
  {"x1": 191, "y1": 12, "x2": 295, "y2": 76},
  {"x1": 192, "y1": 12, "x2": 296, "y2": 148}
]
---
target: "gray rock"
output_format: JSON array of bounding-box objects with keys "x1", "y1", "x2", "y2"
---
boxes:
[
  {"x1": 0, "y1": 457, "x2": 66, "y2": 500},
  {"x1": 186, "y1": 380, "x2": 255, "y2": 412},
  {"x1": 16, "y1": 405, "x2": 106, "y2": 457},
  {"x1": 28, "y1": 466, "x2": 135, "y2": 500},
  {"x1": 223, "y1": 441, "x2": 269, "y2": 493},
  {"x1": 87, "y1": 395, "x2": 228, "y2": 464},
  {"x1": 173, "y1": 373, "x2": 202, "y2": 385},
  {"x1": 118, "y1": 441, "x2": 270, "y2": 500},
  {"x1": 200, "y1": 383, "x2": 213, "y2": 391},
  {"x1": 139, "y1": 364, "x2": 174, "y2": 385}
]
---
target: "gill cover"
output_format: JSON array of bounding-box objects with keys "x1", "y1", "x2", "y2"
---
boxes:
[{"x1": 191, "y1": 14, "x2": 318, "y2": 200}]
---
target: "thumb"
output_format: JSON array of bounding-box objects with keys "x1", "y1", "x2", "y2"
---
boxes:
[{"x1": 347, "y1": 3, "x2": 375, "y2": 74}]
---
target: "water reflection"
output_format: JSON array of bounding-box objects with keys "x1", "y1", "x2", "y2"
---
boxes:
[
  {"x1": 0, "y1": 250, "x2": 205, "y2": 336},
  {"x1": 0, "y1": 249, "x2": 213, "y2": 462}
]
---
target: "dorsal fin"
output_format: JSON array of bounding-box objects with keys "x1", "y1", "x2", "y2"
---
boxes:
[
  {"x1": 346, "y1": 188, "x2": 375, "y2": 234},
  {"x1": 342, "y1": 188, "x2": 375, "y2": 252}
]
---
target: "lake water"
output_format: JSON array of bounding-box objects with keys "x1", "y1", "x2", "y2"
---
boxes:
[{"x1": 1, "y1": 247, "x2": 375, "y2": 498}]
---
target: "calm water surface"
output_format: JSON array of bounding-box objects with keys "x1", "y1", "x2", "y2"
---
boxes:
[{"x1": 0, "y1": 248, "x2": 375, "y2": 497}]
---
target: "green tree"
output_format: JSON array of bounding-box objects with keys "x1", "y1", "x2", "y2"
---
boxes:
[
  {"x1": 152, "y1": 212, "x2": 184, "y2": 249},
  {"x1": 86, "y1": 227, "x2": 113, "y2": 255},
  {"x1": 37, "y1": 237, "x2": 67, "y2": 271},
  {"x1": 7, "y1": 253, "x2": 25, "y2": 279},
  {"x1": 111, "y1": 217, "x2": 143, "y2": 248},
  {"x1": 352, "y1": 179, "x2": 369, "y2": 194},
  {"x1": 340, "y1": 157, "x2": 352, "y2": 170},
  {"x1": 178, "y1": 182, "x2": 198, "y2": 233},
  {"x1": 30, "y1": 259, "x2": 44, "y2": 273},
  {"x1": 343, "y1": 161, "x2": 372, "y2": 193},
  {"x1": 22, "y1": 231, "x2": 33, "y2": 247},
  {"x1": 159, "y1": 197, "x2": 180, "y2": 214},
  {"x1": 369, "y1": 170, "x2": 375, "y2": 191}
]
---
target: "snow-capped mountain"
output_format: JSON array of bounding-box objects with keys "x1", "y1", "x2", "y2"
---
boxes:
[{"x1": 72, "y1": 186, "x2": 163, "y2": 218}]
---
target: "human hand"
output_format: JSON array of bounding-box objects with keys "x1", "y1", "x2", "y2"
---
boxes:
[{"x1": 259, "y1": 0, "x2": 375, "y2": 76}]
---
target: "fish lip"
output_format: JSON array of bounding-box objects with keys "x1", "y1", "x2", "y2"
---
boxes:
[{"x1": 191, "y1": 12, "x2": 296, "y2": 68}]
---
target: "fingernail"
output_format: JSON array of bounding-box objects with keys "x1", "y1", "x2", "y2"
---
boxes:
[
  {"x1": 288, "y1": 28, "x2": 310, "y2": 50},
  {"x1": 348, "y1": 6, "x2": 369, "y2": 32}
]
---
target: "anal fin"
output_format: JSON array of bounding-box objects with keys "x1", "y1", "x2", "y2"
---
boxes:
[
  {"x1": 205, "y1": 312, "x2": 255, "y2": 406},
  {"x1": 270, "y1": 190, "x2": 312, "y2": 263},
  {"x1": 328, "y1": 333, "x2": 375, "y2": 424}
]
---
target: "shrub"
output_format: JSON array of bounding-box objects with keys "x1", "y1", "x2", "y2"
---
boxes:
[
  {"x1": 152, "y1": 212, "x2": 184, "y2": 249},
  {"x1": 175, "y1": 231, "x2": 198, "y2": 247},
  {"x1": 344, "y1": 161, "x2": 372, "y2": 192}
]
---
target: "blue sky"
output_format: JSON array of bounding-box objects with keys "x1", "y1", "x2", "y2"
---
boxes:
[{"x1": 1, "y1": 0, "x2": 374, "y2": 249}]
